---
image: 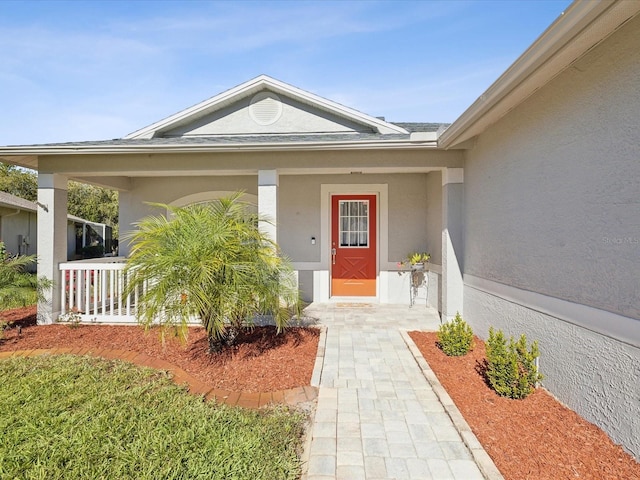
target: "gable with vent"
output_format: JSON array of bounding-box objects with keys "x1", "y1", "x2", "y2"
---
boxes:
[
  {"x1": 161, "y1": 90, "x2": 376, "y2": 138},
  {"x1": 125, "y1": 75, "x2": 408, "y2": 140}
]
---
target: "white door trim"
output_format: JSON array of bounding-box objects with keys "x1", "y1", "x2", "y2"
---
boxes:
[{"x1": 319, "y1": 184, "x2": 389, "y2": 302}]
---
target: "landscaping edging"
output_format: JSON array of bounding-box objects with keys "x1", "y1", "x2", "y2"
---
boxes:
[
  {"x1": 400, "y1": 329, "x2": 505, "y2": 480},
  {"x1": 0, "y1": 348, "x2": 318, "y2": 409},
  {"x1": 299, "y1": 325, "x2": 327, "y2": 479}
]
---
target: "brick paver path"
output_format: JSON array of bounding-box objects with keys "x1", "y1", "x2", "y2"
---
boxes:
[{"x1": 302, "y1": 304, "x2": 485, "y2": 480}]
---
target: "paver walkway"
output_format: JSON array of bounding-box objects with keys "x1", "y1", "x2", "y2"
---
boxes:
[{"x1": 302, "y1": 303, "x2": 485, "y2": 480}]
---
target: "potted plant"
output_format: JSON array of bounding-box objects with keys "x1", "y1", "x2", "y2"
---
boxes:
[{"x1": 398, "y1": 252, "x2": 430, "y2": 271}]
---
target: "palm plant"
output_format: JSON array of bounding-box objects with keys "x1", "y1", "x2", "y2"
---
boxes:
[
  {"x1": 123, "y1": 193, "x2": 300, "y2": 353},
  {"x1": 0, "y1": 242, "x2": 41, "y2": 310}
]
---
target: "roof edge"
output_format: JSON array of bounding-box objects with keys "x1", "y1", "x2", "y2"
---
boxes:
[
  {"x1": 0, "y1": 191, "x2": 37, "y2": 212},
  {"x1": 125, "y1": 75, "x2": 409, "y2": 139},
  {"x1": 439, "y1": 0, "x2": 640, "y2": 149},
  {"x1": 0, "y1": 191, "x2": 103, "y2": 225},
  {"x1": 0, "y1": 138, "x2": 438, "y2": 158}
]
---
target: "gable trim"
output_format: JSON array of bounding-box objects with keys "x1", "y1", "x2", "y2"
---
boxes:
[{"x1": 125, "y1": 75, "x2": 409, "y2": 139}]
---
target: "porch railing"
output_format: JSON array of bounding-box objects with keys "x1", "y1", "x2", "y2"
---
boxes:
[{"x1": 59, "y1": 257, "x2": 140, "y2": 323}]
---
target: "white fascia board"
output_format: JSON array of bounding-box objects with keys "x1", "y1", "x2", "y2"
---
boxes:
[
  {"x1": 125, "y1": 75, "x2": 409, "y2": 139},
  {"x1": 0, "y1": 201, "x2": 36, "y2": 213},
  {"x1": 0, "y1": 139, "x2": 438, "y2": 158},
  {"x1": 439, "y1": 1, "x2": 640, "y2": 149}
]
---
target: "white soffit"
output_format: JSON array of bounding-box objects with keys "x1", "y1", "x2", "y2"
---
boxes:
[
  {"x1": 439, "y1": 1, "x2": 640, "y2": 149},
  {"x1": 125, "y1": 75, "x2": 409, "y2": 139}
]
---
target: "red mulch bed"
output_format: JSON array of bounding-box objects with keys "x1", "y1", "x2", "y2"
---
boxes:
[
  {"x1": 409, "y1": 331, "x2": 640, "y2": 480},
  {"x1": 0, "y1": 306, "x2": 319, "y2": 393}
]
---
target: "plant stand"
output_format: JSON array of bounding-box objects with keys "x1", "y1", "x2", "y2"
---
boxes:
[{"x1": 409, "y1": 263, "x2": 429, "y2": 307}]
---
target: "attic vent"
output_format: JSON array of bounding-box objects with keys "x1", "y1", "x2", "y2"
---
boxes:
[{"x1": 249, "y1": 92, "x2": 282, "y2": 126}]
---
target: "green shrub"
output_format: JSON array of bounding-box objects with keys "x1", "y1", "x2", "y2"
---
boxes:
[
  {"x1": 437, "y1": 312, "x2": 474, "y2": 356},
  {"x1": 485, "y1": 327, "x2": 543, "y2": 399}
]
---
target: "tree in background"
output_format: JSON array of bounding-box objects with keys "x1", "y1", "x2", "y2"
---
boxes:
[
  {"x1": 0, "y1": 163, "x2": 118, "y2": 238},
  {"x1": 0, "y1": 164, "x2": 37, "y2": 202},
  {"x1": 124, "y1": 193, "x2": 300, "y2": 353},
  {"x1": 67, "y1": 182, "x2": 119, "y2": 238}
]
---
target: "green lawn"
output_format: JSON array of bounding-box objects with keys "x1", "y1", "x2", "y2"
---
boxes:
[{"x1": 0, "y1": 355, "x2": 305, "y2": 479}]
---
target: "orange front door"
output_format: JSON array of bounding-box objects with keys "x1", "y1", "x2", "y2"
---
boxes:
[{"x1": 331, "y1": 194, "x2": 377, "y2": 296}]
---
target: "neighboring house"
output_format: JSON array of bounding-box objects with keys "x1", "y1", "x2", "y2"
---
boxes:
[
  {"x1": 0, "y1": 0, "x2": 637, "y2": 459},
  {"x1": 0, "y1": 191, "x2": 37, "y2": 259},
  {"x1": 0, "y1": 191, "x2": 111, "y2": 262}
]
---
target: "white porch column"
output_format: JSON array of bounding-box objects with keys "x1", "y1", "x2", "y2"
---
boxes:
[
  {"x1": 37, "y1": 173, "x2": 68, "y2": 324},
  {"x1": 442, "y1": 168, "x2": 464, "y2": 321},
  {"x1": 258, "y1": 169, "x2": 278, "y2": 243}
]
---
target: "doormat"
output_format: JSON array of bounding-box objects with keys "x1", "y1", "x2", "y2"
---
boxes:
[{"x1": 335, "y1": 303, "x2": 374, "y2": 308}]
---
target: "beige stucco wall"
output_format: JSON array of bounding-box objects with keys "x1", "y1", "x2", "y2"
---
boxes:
[
  {"x1": 39, "y1": 149, "x2": 463, "y2": 179},
  {"x1": 119, "y1": 176, "x2": 258, "y2": 256},
  {"x1": 164, "y1": 94, "x2": 371, "y2": 137},
  {"x1": 278, "y1": 173, "x2": 436, "y2": 264},
  {"x1": 464, "y1": 13, "x2": 640, "y2": 321},
  {"x1": 462, "y1": 14, "x2": 640, "y2": 459},
  {"x1": 117, "y1": 171, "x2": 444, "y2": 306},
  {"x1": 424, "y1": 171, "x2": 442, "y2": 266},
  {"x1": 120, "y1": 172, "x2": 442, "y2": 265},
  {"x1": 0, "y1": 209, "x2": 37, "y2": 259}
]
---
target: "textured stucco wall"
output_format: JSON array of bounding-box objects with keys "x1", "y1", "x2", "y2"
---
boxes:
[
  {"x1": 120, "y1": 172, "x2": 440, "y2": 267},
  {"x1": 164, "y1": 93, "x2": 372, "y2": 136},
  {"x1": 119, "y1": 176, "x2": 257, "y2": 256},
  {"x1": 41, "y1": 148, "x2": 463, "y2": 178},
  {"x1": 0, "y1": 210, "x2": 37, "y2": 257},
  {"x1": 278, "y1": 173, "x2": 433, "y2": 263},
  {"x1": 463, "y1": 15, "x2": 640, "y2": 459},
  {"x1": 465, "y1": 287, "x2": 640, "y2": 459},
  {"x1": 424, "y1": 171, "x2": 442, "y2": 265},
  {"x1": 119, "y1": 172, "x2": 442, "y2": 304},
  {"x1": 297, "y1": 270, "x2": 313, "y2": 303},
  {"x1": 387, "y1": 174, "x2": 430, "y2": 262},
  {"x1": 464, "y1": 13, "x2": 640, "y2": 321},
  {"x1": 278, "y1": 175, "x2": 323, "y2": 263}
]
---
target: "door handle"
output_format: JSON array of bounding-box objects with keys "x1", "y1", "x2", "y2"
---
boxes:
[{"x1": 331, "y1": 248, "x2": 336, "y2": 265}]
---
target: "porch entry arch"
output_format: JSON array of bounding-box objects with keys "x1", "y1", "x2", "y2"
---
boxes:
[{"x1": 167, "y1": 191, "x2": 258, "y2": 212}]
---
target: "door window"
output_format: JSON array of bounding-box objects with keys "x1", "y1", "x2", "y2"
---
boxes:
[{"x1": 338, "y1": 200, "x2": 369, "y2": 247}]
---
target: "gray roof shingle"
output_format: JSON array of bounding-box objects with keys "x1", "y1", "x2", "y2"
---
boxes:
[
  {"x1": 5, "y1": 124, "x2": 448, "y2": 149},
  {"x1": 0, "y1": 191, "x2": 37, "y2": 211}
]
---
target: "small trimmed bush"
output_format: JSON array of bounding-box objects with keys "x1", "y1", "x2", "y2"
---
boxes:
[
  {"x1": 485, "y1": 327, "x2": 543, "y2": 399},
  {"x1": 437, "y1": 312, "x2": 474, "y2": 356}
]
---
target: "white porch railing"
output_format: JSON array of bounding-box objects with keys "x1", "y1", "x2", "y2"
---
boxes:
[{"x1": 59, "y1": 257, "x2": 140, "y2": 323}]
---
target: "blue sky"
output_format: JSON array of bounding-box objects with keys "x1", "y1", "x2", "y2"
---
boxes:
[{"x1": 0, "y1": 0, "x2": 571, "y2": 145}]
